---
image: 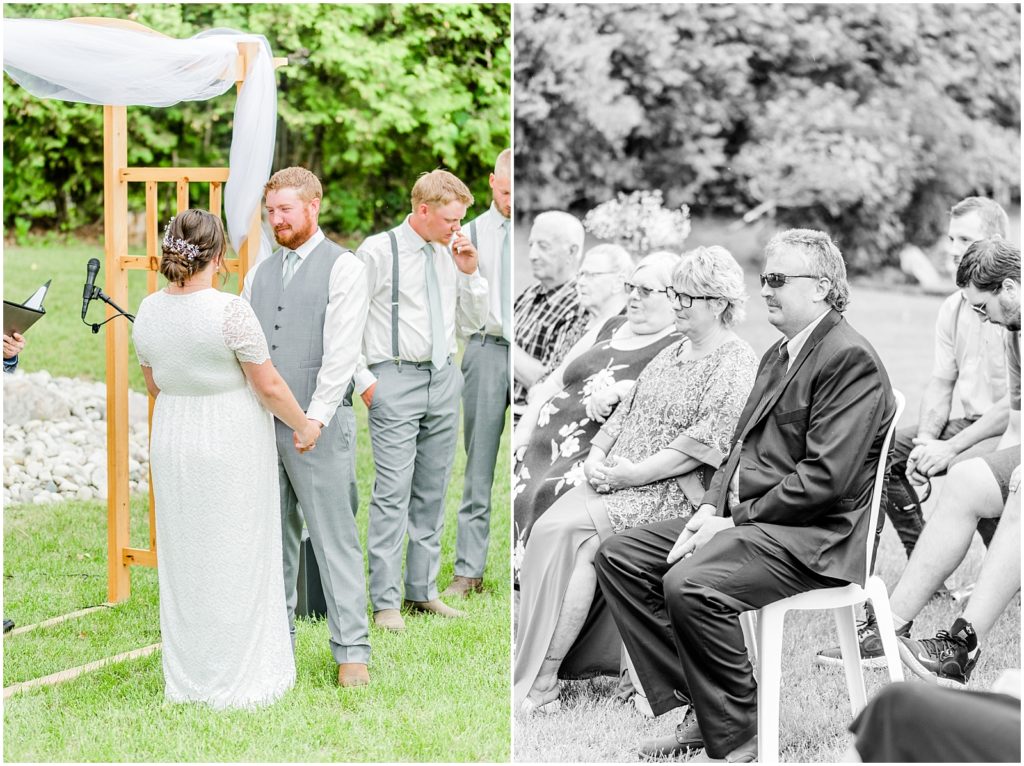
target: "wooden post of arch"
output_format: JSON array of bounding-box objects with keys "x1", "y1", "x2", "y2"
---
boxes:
[{"x1": 94, "y1": 19, "x2": 285, "y2": 602}]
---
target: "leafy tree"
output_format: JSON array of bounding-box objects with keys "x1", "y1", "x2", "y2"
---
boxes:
[
  {"x1": 515, "y1": 3, "x2": 1019, "y2": 270},
  {"x1": 3, "y1": 3, "x2": 511, "y2": 241}
]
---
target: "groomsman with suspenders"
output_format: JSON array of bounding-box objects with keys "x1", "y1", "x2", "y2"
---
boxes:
[
  {"x1": 445, "y1": 149, "x2": 513, "y2": 598},
  {"x1": 355, "y1": 170, "x2": 490, "y2": 632}
]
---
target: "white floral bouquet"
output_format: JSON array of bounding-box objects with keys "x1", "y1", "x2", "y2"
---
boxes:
[{"x1": 583, "y1": 189, "x2": 691, "y2": 255}]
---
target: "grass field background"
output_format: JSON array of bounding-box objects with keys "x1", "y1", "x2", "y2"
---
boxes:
[{"x1": 3, "y1": 238, "x2": 511, "y2": 762}]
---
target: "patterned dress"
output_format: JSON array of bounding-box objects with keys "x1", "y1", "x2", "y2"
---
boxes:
[
  {"x1": 513, "y1": 316, "x2": 681, "y2": 582},
  {"x1": 594, "y1": 336, "x2": 759, "y2": 533}
]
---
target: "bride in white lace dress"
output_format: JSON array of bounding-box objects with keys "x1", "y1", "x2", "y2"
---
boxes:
[{"x1": 133, "y1": 210, "x2": 320, "y2": 709}]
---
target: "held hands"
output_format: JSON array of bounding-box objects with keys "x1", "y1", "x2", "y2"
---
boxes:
[
  {"x1": 293, "y1": 418, "x2": 322, "y2": 454},
  {"x1": 585, "y1": 388, "x2": 620, "y2": 422},
  {"x1": 906, "y1": 438, "x2": 958, "y2": 483},
  {"x1": 586, "y1": 456, "x2": 638, "y2": 493},
  {"x1": 3, "y1": 332, "x2": 25, "y2": 360},
  {"x1": 667, "y1": 504, "x2": 734, "y2": 564},
  {"x1": 450, "y1": 230, "x2": 478, "y2": 275}
]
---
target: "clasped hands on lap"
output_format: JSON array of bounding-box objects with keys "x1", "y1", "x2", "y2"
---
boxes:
[{"x1": 667, "y1": 503, "x2": 735, "y2": 564}]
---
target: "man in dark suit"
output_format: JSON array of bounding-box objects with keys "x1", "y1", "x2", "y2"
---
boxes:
[{"x1": 594, "y1": 229, "x2": 896, "y2": 763}]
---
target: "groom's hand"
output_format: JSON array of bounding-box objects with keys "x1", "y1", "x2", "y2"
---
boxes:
[{"x1": 294, "y1": 418, "x2": 323, "y2": 453}]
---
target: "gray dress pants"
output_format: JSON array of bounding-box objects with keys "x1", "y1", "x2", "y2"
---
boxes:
[
  {"x1": 277, "y1": 404, "x2": 369, "y2": 664},
  {"x1": 454, "y1": 335, "x2": 510, "y2": 578},
  {"x1": 367, "y1": 358, "x2": 462, "y2": 609}
]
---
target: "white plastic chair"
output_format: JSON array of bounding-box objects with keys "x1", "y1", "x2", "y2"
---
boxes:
[{"x1": 739, "y1": 389, "x2": 906, "y2": 764}]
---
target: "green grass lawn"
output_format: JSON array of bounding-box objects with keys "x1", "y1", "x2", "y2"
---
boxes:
[{"x1": 3, "y1": 238, "x2": 511, "y2": 762}]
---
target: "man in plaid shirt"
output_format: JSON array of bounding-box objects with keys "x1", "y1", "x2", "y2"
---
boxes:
[{"x1": 513, "y1": 210, "x2": 588, "y2": 420}]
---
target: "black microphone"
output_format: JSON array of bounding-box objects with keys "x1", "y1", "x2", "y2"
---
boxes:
[{"x1": 82, "y1": 258, "x2": 100, "y2": 320}]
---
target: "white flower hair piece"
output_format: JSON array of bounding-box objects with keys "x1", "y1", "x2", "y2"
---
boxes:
[{"x1": 162, "y1": 217, "x2": 202, "y2": 262}]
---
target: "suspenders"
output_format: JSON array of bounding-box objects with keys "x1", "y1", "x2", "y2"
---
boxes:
[
  {"x1": 386, "y1": 229, "x2": 401, "y2": 364},
  {"x1": 468, "y1": 219, "x2": 478, "y2": 250}
]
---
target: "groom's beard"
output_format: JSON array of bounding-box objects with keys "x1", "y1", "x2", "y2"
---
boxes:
[{"x1": 273, "y1": 209, "x2": 317, "y2": 250}]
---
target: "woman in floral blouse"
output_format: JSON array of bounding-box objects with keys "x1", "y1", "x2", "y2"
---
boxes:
[
  {"x1": 513, "y1": 250, "x2": 684, "y2": 584},
  {"x1": 515, "y1": 246, "x2": 758, "y2": 715}
]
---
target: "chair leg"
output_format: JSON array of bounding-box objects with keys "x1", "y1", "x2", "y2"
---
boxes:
[
  {"x1": 740, "y1": 610, "x2": 759, "y2": 672},
  {"x1": 756, "y1": 605, "x2": 784, "y2": 765},
  {"x1": 834, "y1": 604, "x2": 868, "y2": 717},
  {"x1": 865, "y1": 577, "x2": 905, "y2": 683}
]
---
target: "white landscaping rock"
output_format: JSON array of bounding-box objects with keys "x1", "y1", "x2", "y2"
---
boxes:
[{"x1": 3, "y1": 370, "x2": 151, "y2": 507}]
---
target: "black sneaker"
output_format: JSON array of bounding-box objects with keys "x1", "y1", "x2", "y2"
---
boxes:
[
  {"x1": 897, "y1": 617, "x2": 980, "y2": 687},
  {"x1": 814, "y1": 608, "x2": 911, "y2": 669}
]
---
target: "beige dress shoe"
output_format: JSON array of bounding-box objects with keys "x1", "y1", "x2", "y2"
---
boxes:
[
  {"x1": 403, "y1": 598, "x2": 466, "y2": 618},
  {"x1": 337, "y1": 662, "x2": 370, "y2": 687},
  {"x1": 373, "y1": 608, "x2": 406, "y2": 632},
  {"x1": 441, "y1": 576, "x2": 484, "y2": 598}
]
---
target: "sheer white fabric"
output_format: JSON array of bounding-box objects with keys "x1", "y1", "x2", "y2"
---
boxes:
[
  {"x1": 132, "y1": 289, "x2": 293, "y2": 709},
  {"x1": 3, "y1": 19, "x2": 276, "y2": 264}
]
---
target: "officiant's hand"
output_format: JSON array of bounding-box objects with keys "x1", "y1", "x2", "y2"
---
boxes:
[
  {"x1": 294, "y1": 419, "x2": 322, "y2": 453},
  {"x1": 3, "y1": 332, "x2": 25, "y2": 360}
]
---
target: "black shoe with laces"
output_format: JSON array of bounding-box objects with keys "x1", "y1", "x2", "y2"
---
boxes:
[
  {"x1": 897, "y1": 617, "x2": 981, "y2": 687},
  {"x1": 815, "y1": 605, "x2": 912, "y2": 669}
]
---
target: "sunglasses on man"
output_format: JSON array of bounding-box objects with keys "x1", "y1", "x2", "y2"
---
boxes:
[{"x1": 759, "y1": 273, "x2": 820, "y2": 288}]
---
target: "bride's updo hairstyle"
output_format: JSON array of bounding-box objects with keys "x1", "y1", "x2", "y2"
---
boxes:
[{"x1": 160, "y1": 209, "x2": 226, "y2": 288}]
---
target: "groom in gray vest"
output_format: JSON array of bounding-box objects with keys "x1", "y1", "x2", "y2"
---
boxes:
[
  {"x1": 242, "y1": 167, "x2": 372, "y2": 687},
  {"x1": 355, "y1": 169, "x2": 489, "y2": 632}
]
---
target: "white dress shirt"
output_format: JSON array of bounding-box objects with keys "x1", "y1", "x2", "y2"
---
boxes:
[
  {"x1": 465, "y1": 202, "x2": 510, "y2": 339},
  {"x1": 354, "y1": 216, "x2": 489, "y2": 388},
  {"x1": 241, "y1": 227, "x2": 369, "y2": 428}
]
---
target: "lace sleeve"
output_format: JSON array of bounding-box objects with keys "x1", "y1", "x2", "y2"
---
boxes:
[{"x1": 222, "y1": 297, "x2": 270, "y2": 364}]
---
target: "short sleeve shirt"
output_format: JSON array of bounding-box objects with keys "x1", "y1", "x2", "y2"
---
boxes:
[
  {"x1": 932, "y1": 292, "x2": 1007, "y2": 419},
  {"x1": 1006, "y1": 330, "x2": 1020, "y2": 412},
  {"x1": 513, "y1": 279, "x2": 587, "y2": 406}
]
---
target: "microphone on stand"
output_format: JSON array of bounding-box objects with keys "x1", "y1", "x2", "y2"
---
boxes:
[{"x1": 82, "y1": 258, "x2": 100, "y2": 320}]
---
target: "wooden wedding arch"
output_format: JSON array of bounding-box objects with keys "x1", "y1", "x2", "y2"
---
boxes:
[{"x1": 68, "y1": 17, "x2": 287, "y2": 603}]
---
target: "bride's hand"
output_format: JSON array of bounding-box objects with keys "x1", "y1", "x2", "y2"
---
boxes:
[{"x1": 293, "y1": 419, "x2": 322, "y2": 453}]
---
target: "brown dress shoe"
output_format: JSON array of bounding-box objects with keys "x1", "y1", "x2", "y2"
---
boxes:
[
  {"x1": 337, "y1": 662, "x2": 370, "y2": 687},
  {"x1": 442, "y1": 576, "x2": 484, "y2": 598},
  {"x1": 403, "y1": 598, "x2": 466, "y2": 618},
  {"x1": 373, "y1": 608, "x2": 406, "y2": 632}
]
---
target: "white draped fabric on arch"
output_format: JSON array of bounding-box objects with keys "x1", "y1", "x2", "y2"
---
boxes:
[{"x1": 3, "y1": 18, "x2": 278, "y2": 265}]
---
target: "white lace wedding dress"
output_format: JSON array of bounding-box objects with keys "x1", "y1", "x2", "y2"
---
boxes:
[{"x1": 133, "y1": 288, "x2": 295, "y2": 709}]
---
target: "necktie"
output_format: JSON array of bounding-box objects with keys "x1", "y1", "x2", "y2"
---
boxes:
[
  {"x1": 761, "y1": 342, "x2": 790, "y2": 401},
  {"x1": 500, "y1": 219, "x2": 512, "y2": 341},
  {"x1": 423, "y1": 244, "x2": 446, "y2": 369},
  {"x1": 282, "y1": 249, "x2": 298, "y2": 288}
]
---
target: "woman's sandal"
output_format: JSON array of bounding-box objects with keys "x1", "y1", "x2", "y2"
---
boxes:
[{"x1": 519, "y1": 687, "x2": 562, "y2": 715}]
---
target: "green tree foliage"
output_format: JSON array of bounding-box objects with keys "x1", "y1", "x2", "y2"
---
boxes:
[
  {"x1": 515, "y1": 3, "x2": 1019, "y2": 269},
  {"x1": 3, "y1": 3, "x2": 511, "y2": 241}
]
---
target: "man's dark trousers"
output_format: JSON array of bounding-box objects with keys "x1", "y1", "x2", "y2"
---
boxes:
[{"x1": 595, "y1": 518, "x2": 845, "y2": 759}]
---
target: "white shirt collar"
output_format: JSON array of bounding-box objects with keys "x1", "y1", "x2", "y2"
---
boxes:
[
  {"x1": 400, "y1": 215, "x2": 433, "y2": 252},
  {"x1": 487, "y1": 201, "x2": 509, "y2": 225},
  {"x1": 783, "y1": 308, "x2": 831, "y2": 368},
  {"x1": 290, "y1": 227, "x2": 325, "y2": 260}
]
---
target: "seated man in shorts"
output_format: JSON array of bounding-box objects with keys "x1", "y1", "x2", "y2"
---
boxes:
[{"x1": 873, "y1": 238, "x2": 1020, "y2": 686}]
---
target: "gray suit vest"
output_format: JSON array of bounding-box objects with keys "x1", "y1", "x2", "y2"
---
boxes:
[{"x1": 250, "y1": 238, "x2": 351, "y2": 410}]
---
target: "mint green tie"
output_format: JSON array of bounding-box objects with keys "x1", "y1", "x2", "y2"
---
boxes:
[
  {"x1": 500, "y1": 219, "x2": 512, "y2": 341},
  {"x1": 423, "y1": 245, "x2": 446, "y2": 369},
  {"x1": 282, "y1": 249, "x2": 298, "y2": 287}
]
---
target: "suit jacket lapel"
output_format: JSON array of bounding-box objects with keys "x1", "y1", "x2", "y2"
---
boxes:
[{"x1": 741, "y1": 310, "x2": 843, "y2": 438}]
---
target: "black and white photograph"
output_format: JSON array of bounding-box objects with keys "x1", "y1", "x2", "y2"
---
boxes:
[{"x1": 512, "y1": 3, "x2": 1021, "y2": 763}]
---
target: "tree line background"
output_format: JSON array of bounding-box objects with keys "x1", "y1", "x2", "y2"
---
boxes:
[
  {"x1": 3, "y1": 3, "x2": 511, "y2": 242},
  {"x1": 514, "y1": 3, "x2": 1020, "y2": 271}
]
